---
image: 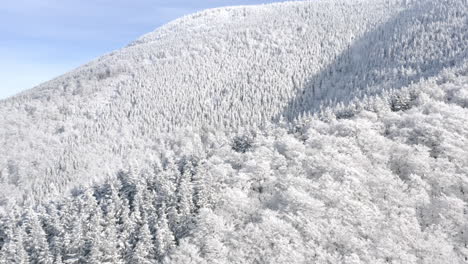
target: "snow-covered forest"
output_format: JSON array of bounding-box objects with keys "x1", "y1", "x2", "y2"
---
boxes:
[
  {"x1": 1, "y1": 64, "x2": 468, "y2": 263},
  {"x1": 1, "y1": 0, "x2": 468, "y2": 263}
]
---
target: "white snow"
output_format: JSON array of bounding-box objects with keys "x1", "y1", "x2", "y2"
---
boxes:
[{"x1": 0, "y1": 0, "x2": 468, "y2": 262}]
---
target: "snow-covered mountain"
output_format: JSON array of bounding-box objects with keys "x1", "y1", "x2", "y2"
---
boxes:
[
  {"x1": 0, "y1": 0, "x2": 468, "y2": 262},
  {"x1": 1, "y1": 0, "x2": 467, "y2": 206}
]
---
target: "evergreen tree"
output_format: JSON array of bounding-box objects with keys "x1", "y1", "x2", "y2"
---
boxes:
[
  {"x1": 42, "y1": 205, "x2": 65, "y2": 261},
  {"x1": 100, "y1": 185, "x2": 123, "y2": 264},
  {"x1": 176, "y1": 162, "x2": 195, "y2": 237},
  {"x1": 82, "y1": 209, "x2": 104, "y2": 263},
  {"x1": 192, "y1": 165, "x2": 212, "y2": 211},
  {"x1": 23, "y1": 210, "x2": 53, "y2": 264},
  {"x1": 63, "y1": 215, "x2": 84, "y2": 264},
  {"x1": 0, "y1": 227, "x2": 29, "y2": 264},
  {"x1": 155, "y1": 203, "x2": 176, "y2": 260},
  {"x1": 132, "y1": 222, "x2": 155, "y2": 264}
]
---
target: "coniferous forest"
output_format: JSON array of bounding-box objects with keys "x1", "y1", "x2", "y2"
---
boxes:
[{"x1": 1, "y1": 0, "x2": 468, "y2": 263}]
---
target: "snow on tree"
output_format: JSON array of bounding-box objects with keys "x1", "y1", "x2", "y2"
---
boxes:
[
  {"x1": 131, "y1": 222, "x2": 155, "y2": 264},
  {"x1": 1, "y1": 0, "x2": 467, "y2": 205},
  {"x1": 155, "y1": 203, "x2": 176, "y2": 260},
  {"x1": 0, "y1": 0, "x2": 467, "y2": 263}
]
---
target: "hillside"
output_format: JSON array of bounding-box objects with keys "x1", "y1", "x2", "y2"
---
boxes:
[
  {"x1": 0, "y1": 0, "x2": 468, "y2": 262},
  {"x1": 1, "y1": 62, "x2": 467, "y2": 263},
  {"x1": 1, "y1": 0, "x2": 467, "y2": 206}
]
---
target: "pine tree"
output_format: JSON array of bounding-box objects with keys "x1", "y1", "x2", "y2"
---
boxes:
[
  {"x1": 0, "y1": 226, "x2": 29, "y2": 264},
  {"x1": 117, "y1": 170, "x2": 137, "y2": 210},
  {"x1": 155, "y1": 203, "x2": 176, "y2": 260},
  {"x1": 23, "y1": 210, "x2": 53, "y2": 264},
  {"x1": 100, "y1": 222, "x2": 122, "y2": 264},
  {"x1": 17, "y1": 229, "x2": 30, "y2": 264},
  {"x1": 132, "y1": 222, "x2": 155, "y2": 264},
  {"x1": 176, "y1": 162, "x2": 195, "y2": 238},
  {"x1": 63, "y1": 215, "x2": 84, "y2": 264},
  {"x1": 119, "y1": 200, "x2": 139, "y2": 263},
  {"x1": 100, "y1": 185, "x2": 123, "y2": 264},
  {"x1": 83, "y1": 209, "x2": 104, "y2": 264},
  {"x1": 192, "y1": 165, "x2": 212, "y2": 211},
  {"x1": 42, "y1": 205, "x2": 65, "y2": 261}
]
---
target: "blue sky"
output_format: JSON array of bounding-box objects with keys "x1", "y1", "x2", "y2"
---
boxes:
[{"x1": 0, "y1": 0, "x2": 286, "y2": 99}]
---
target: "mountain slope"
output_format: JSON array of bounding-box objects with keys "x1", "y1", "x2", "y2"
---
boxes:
[
  {"x1": 1, "y1": 62, "x2": 467, "y2": 263},
  {"x1": 1, "y1": 0, "x2": 468, "y2": 262},
  {"x1": 2, "y1": 0, "x2": 467, "y2": 206}
]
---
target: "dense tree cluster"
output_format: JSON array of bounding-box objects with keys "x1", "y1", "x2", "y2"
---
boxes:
[
  {"x1": 0, "y1": 0, "x2": 468, "y2": 262},
  {"x1": 1, "y1": 0, "x2": 467, "y2": 205},
  {"x1": 1, "y1": 62, "x2": 467, "y2": 262},
  {"x1": 0, "y1": 157, "x2": 214, "y2": 263}
]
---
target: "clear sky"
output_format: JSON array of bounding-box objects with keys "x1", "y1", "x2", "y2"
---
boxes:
[{"x1": 0, "y1": 0, "x2": 286, "y2": 100}]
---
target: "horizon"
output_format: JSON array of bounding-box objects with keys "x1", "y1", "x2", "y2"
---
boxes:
[{"x1": 0, "y1": 0, "x2": 286, "y2": 100}]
